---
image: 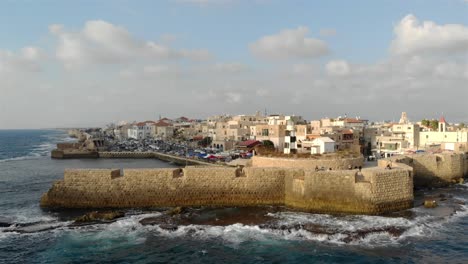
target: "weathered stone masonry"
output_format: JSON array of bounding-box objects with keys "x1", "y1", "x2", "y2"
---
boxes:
[
  {"x1": 41, "y1": 166, "x2": 413, "y2": 215},
  {"x1": 378, "y1": 152, "x2": 467, "y2": 187}
]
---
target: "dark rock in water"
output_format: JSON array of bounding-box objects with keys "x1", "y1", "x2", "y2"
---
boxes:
[
  {"x1": 159, "y1": 224, "x2": 178, "y2": 231},
  {"x1": 74, "y1": 211, "x2": 124, "y2": 223},
  {"x1": 342, "y1": 226, "x2": 406, "y2": 243},
  {"x1": 0, "y1": 222, "x2": 12, "y2": 228},
  {"x1": 424, "y1": 200, "x2": 438, "y2": 208},
  {"x1": 167, "y1": 207, "x2": 184, "y2": 216},
  {"x1": 454, "y1": 199, "x2": 466, "y2": 205},
  {"x1": 177, "y1": 207, "x2": 277, "y2": 226},
  {"x1": 139, "y1": 215, "x2": 173, "y2": 226},
  {"x1": 302, "y1": 223, "x2": 336, "y2": 235},
  {"x1": 439, "y1": 193, "x2": 446, "y2": 198}
]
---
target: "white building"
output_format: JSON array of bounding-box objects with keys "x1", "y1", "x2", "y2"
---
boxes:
[
  {"x1": 127, "y1": 121, "x2": 156, "y2": 140},
  {"x1": 310, "y1": 137, "x2": 335, "y2": 154},
  {"x1": 419, "y1": 117, "x2": 468, "y2": 151}
]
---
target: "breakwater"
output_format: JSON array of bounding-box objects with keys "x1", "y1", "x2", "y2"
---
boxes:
[
  {"x1": 41, "y1": 166, "x2": 413, "y2": 215},
  {"x1": 98, "y1": 152, "x2": 218, "y2": 167},
  {"x1": 51, "y1": 149, "x2": 217, "y2": 167}
]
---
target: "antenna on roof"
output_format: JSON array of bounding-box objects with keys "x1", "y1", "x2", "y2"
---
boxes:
[{"x1": 264, "y1": 108, "x2": 267, "y2": 116}]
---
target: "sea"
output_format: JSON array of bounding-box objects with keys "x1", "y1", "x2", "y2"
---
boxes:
[{"x1": 0, "y1": 129, "x2": 467, "y2": 263}]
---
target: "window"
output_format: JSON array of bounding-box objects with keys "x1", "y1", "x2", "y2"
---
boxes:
[
  {"x1": 262, "y1": 129, "x2": 269, "y2": 136},
  {"x1": 284, "y1": 142, "x2": 289, "y2": 148},
  {"x1": 426, "y1": 135, "x2": 429, "y2": 139}
]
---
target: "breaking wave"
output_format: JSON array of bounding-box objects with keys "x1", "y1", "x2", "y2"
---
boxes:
[{"x1": 2, "y1": 203, "x2": 467, "y2": 248}]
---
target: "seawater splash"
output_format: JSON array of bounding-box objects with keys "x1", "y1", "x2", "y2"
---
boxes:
[{"x1": 3, "y1": 203, "x2": 465, "y2": 248}]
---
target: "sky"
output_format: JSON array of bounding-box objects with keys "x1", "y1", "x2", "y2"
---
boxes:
[{"x1": 0, "y1": 0, "x2": 467, "y2": 128}]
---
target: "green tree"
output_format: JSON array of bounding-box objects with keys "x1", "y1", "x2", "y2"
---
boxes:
[
  {"x1": 429, "y1": 120, "x2": 439, "y2": 131},
  {"x1": 421, "y1": 119, "x2": 430, "y2": 127},
  {"x1": 460, "y1": 123, "x2": 466, "y2": 129}
]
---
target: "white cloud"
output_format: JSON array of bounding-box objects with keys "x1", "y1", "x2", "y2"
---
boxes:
[
  {"x1": 326, "y1": 60, "x2": 350, "y2": 76},
  {"x1": 249, "y1": 26, "x2": 329, "y2": 60},
  {"x1": 174, "y1": 0, "x2": 233, "y2": 5},
  {"x1": 291, "y1": 63, "x2": 317, "y2": 75},
  {"x1": 391, "y1": 14, "x2": 468, "y2": 55},
  {"x1": 0, "y1": 47, "x2": 44, "y2": 73},
  {"x1": 214, "y1": 62, "x2": 248, "y2": 73},
  {"x1": 48, "y1": 24, "x2": 63, "y2": 35},
  {"x1": 50, "y1": 20, "x2": 212, "y2": 69},
  {"x1": 225, "y1": 92, "x2": 242, "y2": 103},
  {"x1": 143, "y1": 65, "x2": 175, "y2": 75},
  {"x1": 319, "y1": 28, "x2": 336, "y2": 37}
]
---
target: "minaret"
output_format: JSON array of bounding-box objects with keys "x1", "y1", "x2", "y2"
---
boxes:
[
  {"x1": 438, "y1": 116, "x2": 447, "y2": 132},
  {"x1": 399, "y1": 112, "x2": 408, "y2": 124}
]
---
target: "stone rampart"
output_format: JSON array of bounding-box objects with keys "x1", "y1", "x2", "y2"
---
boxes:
[
  {"x1": 465, "y1": 153, "x2": 468, "y2": 177},
  {"x1": 284, "y1": 167, "x2": 412, "y2": 214},
  {"x1": 251, "y1": 155, "x2": 363, "y2": 170},
  {"x1": 378, "y1": 152, "x2": 466, "y2": 187},
  {"x1": 41, "y1": 166, "x2": 413, "y2": 215}
]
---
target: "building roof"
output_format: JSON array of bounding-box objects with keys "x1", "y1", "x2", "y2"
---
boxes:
[
  {"x1": 313, "y1": 137, "x2": 335, "y2": 143},
  {"x1": 135, "y1": 121, "x2": 156, "y2": 127},
  {"x1": 154, "y1": 121, "x2": 171, "y2": 127},
  {"x1": 238, "y1": 140, "x2": 261, "y2": 148},
  {"x1": 439, "y1": 116, "x2": 447, "y2": 123},
  {"x1": 342, "y1": 129, "x2": 354, "y2": 135},
  {"x1": 343, "y1": 118, "x2": 364, "y2": 123}
]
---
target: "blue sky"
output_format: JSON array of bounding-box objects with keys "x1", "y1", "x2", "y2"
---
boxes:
[
  {"x1": 0, "y1": 0, "x2": 467, "y2": 128},
  {"x1": 1, "y1": 0, "x2": 466, "y2": 63}
]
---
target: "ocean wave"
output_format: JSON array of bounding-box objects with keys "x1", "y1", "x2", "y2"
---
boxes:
[
  {"x1": 1, "y1": 203, "x2": 467, "y2": 248},
  {"x1": 0, "y1": 132, "x2": 73, "y2": 163}
]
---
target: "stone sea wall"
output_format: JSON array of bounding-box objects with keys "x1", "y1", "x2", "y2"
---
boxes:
[
  {"x1": 285, "y1": 167, "x2": 413, "y2": 214},
  {"x1": 378, "y1": 152, "x2": 467, "y2": 187},
  {"x1": 251, "y1": 156, "x2": 364, "y2": 170},
  {"x1": 41, "y1": 166, "x2": 413, "y2": 215}
]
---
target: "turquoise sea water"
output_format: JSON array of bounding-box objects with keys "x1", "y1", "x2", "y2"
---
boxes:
[{"x1": 0, "y1": 130, "x2": 467, "y2": 263}]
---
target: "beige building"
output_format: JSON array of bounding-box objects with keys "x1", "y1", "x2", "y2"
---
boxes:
[
  {"x1": 253, "y1": 124, "x2": 287, "y2": 150},
  {"x1": 419, "y1": 117, "x2": 468, "y2": 151}
]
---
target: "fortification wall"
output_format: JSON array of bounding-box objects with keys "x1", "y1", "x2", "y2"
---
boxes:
[
  {"x1": 251, "y1": 156, "x2": 364, "y2": 170},
  {"x1": 464, "y1": 153, "x2": 468, "y2": 177},
  {"x1": 41, "y1": 166, "x2": 413, "y2": 215},
  {"x1": 284, "y1": 167, "x2": 412, "y2": 214},
  {"x1": 41, "y1": 167, "x2": 289, "y2": 208},
  {"x1": 378, "y1": 153, "x2": 466, "y2": 187}
]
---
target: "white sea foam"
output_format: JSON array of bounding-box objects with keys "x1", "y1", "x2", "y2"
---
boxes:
[{"x1": 2, "y1": 198, "x2": 467, "y2": 247}]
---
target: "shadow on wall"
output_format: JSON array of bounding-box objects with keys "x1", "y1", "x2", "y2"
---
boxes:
[{"x1": 379, "y1": 153, "x2": 466, "y2": 187}]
